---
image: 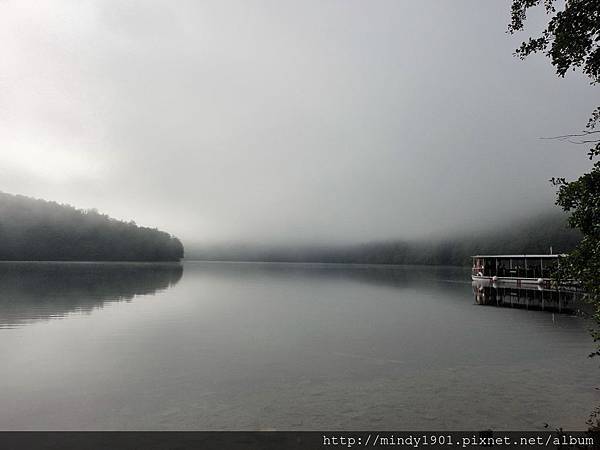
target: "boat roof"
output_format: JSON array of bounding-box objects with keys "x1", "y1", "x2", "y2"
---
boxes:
[{"x1": 472, "y1": 254, "x2": 567, "y2": 258}]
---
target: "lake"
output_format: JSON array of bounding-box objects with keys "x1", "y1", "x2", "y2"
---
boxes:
[{"x1": 0, "y1": 261, "x2": 597, "y2": 430}]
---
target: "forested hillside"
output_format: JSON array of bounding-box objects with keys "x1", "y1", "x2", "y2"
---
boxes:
[
  {"x1": 189, "y1": 211, "x2": 580, "y2": 266},
  {"x1": 0, "y1": 192, "x2": 184, "y2": 261}
]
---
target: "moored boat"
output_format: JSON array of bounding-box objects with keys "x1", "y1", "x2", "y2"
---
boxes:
[{"x1": 471, "y1": 254, "x2": 566, "y2": 286}]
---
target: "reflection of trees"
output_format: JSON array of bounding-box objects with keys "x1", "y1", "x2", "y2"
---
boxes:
[{"x1": 0, "y1": 262, "x2": 183, "y2": 327}]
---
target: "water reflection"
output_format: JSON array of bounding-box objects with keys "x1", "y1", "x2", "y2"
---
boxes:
[
  {"x1": 0, "y1": 261, "x2": 596, "y2": 430},
  {"x1": 0, "y1": 262, "x2": 183, "y2": 328},
  {"x1": 472, "y1": 280, "x2": 585, "y2": 314},
  {"x1": 187, "y1": 261, "x2": 470, "y2": 290}
]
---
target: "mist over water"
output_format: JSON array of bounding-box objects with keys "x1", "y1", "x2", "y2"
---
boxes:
[
  {"x1": 0, "y1": 0, "x2": 596, "y2": 246},
  {"x1": 0, "y1": 261, "x2": 596, "y2": 430}
]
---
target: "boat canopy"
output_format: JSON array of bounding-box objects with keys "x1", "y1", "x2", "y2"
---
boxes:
[{"x1": 471, "y1": 254, "x2": 565, "y2": 279}]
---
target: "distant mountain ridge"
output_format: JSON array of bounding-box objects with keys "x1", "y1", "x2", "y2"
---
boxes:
[
  {"x1": 188, "y1": 211, "x2": 580, "y2": 266},
  {"x1": 0, "y1": 192, "x2": 184, "y2": 261}
]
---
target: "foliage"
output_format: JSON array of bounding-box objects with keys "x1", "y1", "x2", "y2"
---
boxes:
[
  {"x1": 510, "y1": 0, "x2": 600, "y2": 158},
  {"x1": 0, "y1": 192, "x2": 184, "y2": 261},
  {"x1": 509, "y1": 0, "x2": 600, "y2": 83},
  {"x1": 509, "y1": 0, "x2": 600, "y2": 350},
  {"x1": 555, "y1": 162, "x2": 600, "y2": 355}
]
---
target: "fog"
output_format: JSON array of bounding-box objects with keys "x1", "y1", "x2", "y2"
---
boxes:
[{"x1": 0, "y1": 0, "x2": 596, "y2": 246}]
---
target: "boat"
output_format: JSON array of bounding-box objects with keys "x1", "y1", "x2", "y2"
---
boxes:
[{"x1": 471, "y1": 254, "x2": 566, "y2": 286}]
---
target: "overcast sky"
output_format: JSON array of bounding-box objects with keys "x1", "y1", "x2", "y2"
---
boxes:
[{"x1": 0, "y1": 0, "x2": 596, "y2": 245}]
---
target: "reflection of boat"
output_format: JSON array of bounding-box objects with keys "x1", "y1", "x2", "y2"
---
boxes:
[
  {"x1": 471, "y1": 254, "x2": 566, "y2": 286},
  {"x1": 472, "y1": 280, "x2": 584, "y2": 314}
]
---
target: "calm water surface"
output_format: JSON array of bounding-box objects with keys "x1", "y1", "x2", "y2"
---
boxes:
[{"x1": 0, "y1": 261, "x2": 597, "y2": 430}]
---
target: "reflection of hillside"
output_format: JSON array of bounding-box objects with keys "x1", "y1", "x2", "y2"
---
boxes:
[
  {"x1": 472, "y1": 281, "x2": 585, "y2": 314},
  {"x1": 0, "y1": 262, "x2": 183, "y2": 328}
]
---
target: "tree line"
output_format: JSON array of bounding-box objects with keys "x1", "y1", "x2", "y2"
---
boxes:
[
  {"x1": 189, "y1": 211, "x2": 580, "y2": 266},
  {"x1": 0, "y1": 192, "x2": 184, "y2": 261}
]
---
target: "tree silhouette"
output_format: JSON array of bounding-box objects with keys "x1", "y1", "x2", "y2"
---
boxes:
[
  {"x1": 0, "y1": 192, "x2": 184, "y2": 262},
  {"x1": 508, "y1": 0, "x2": 600, "y2": 429}
]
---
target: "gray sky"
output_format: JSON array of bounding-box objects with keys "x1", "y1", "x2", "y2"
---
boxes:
[{"x1": 0, "y1": 0, "x2": 596, "y2": 245}]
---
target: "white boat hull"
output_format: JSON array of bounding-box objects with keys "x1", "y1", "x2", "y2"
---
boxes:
[{"x1": 471, "y1": 275, "x2": 549, "y2": 285}]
